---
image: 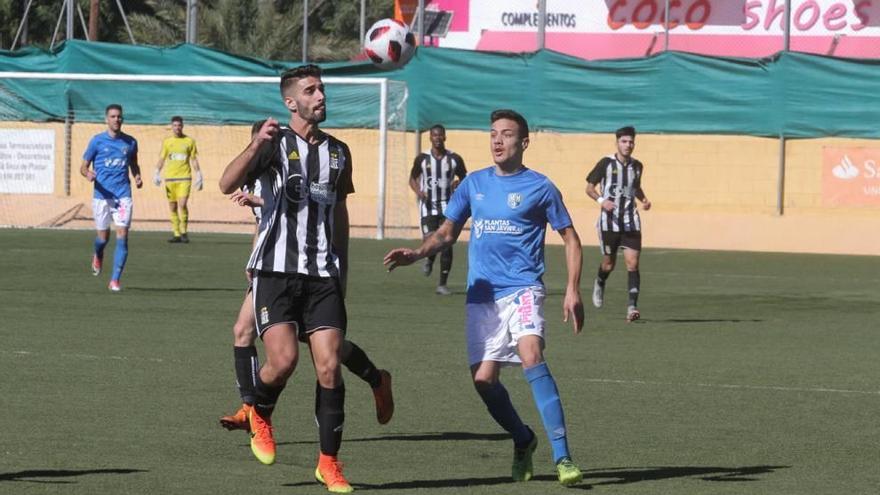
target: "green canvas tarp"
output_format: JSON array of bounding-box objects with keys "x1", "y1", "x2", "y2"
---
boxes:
[{"x1": 1, "y1": 40, "x2": 879, "y2": 138}]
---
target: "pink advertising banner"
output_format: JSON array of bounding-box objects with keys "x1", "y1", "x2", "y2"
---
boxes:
[
  {"x1": 425, "y1": 0, "x2": 880, "y2": 59},
  {"x1": 822, "y1": 148, "x2": 880, "y2": 206}
]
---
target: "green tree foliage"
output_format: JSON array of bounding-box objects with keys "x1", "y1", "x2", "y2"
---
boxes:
[{"x1": 1, "y1": 0, "x2": 393, "y2": 62}]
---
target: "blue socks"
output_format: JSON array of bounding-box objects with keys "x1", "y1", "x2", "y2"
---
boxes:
[
  {"x1": 524, "y1": 362, "x2": 570, "y2": 463},
  {"x1": 94, "y1": 236, "x2": 108, "y2": 259},
  {"x1": 111, "y1": 236, "x2": 128, "y2": 281},
  {"x1": 477, "y1": 382, "x2": 532, "y2": 447}
]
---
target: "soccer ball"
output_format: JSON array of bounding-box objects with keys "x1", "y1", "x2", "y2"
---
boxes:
[{"x1": 364, "y1": 18, "x2": 416, "y2": 70}]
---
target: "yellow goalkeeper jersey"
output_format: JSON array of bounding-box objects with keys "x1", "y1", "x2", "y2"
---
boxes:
[{"x1": 160, "y1": 136, "x2": 198, "y2": 180}]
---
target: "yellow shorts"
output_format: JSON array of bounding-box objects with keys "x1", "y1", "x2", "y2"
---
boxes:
[{"x1": 165, "y1": 180, "x2": 192, "y2": 202}]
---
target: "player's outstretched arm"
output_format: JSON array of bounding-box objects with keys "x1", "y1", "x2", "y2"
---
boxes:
[
  {"x1": 80, "y1": 159, "x2": 95, "y2": 181},
  {"x1": 586, "y1": 181, "x2": 612, "y2": 212},
  {"x1": 230, "y1": 190, "x2": 264, "y2": 208},
  {"x1": 559, "y1": 226, "x2": 585, "y2": 334},
  {"x1": 636, "y1": 187, "x2": 651, "y2": 210},
  {"x1": 219, "y1": 118, "x2": 278, "y2": 194},
  {"x1": 384, "y1": 220, "x2": 462, "y2": 271},
  {"x1": 130, "y1": 153, "x2": 143, "y2": 189},
  {"x1": 191, "y1": 157, "x2": 204, "y2": 191},
  {"x1": 408, "y1": 176, "x2": 426, "y2": 201}
]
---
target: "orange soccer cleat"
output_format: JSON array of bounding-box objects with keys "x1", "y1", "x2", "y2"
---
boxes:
[
  {"x1": 315, "y1": 454, "x2": 353, "y2": 493},
  {"x1": 219, "y1": 404, "x2": 251, "y2": 431},
  {"x1": 372, "y1": 369, "x2": 394, "y2": 425},
  {"x1": 247, "y1": 405, "x2": 276, "y2": 465}
]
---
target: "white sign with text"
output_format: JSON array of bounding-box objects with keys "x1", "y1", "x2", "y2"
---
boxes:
[{"x1": 0, "y1": 129, "x2": 55, "y2": 194}]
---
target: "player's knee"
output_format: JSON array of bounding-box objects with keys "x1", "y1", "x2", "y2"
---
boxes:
[
  {"x1": 232, "y1": 321, "x2": 255, "y2": 345},
  {"x1": 313, "y1": 356, "x2": 341, "y2": 386},
  {"x1": 601, "y1": 260, "x2": 615, "y2": 272},
  {"x1": 472, "y1": 377, "x2": 498, "y2": 394},
  {"x1": 268, "y1": 349, "x2": 298, "y2": 378}
]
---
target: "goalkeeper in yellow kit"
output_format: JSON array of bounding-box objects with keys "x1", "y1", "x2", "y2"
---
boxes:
[{"x1": 154, "y1": 115, "x2": 203, "y2": 243}]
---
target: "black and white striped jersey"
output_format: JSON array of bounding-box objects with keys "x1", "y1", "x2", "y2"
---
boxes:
[
  {"x1": 246, "y1": 127, "x2": 354, "y2": 278},
  {"x1": 242, "y1": 178, "x2": 263, "y2": 224},
  {"x1": 586, "y1": 155, "x2": 645, "y2": 233},
  {"x1": 410, "y1": 150, "x2": 467, "y2": 217}
]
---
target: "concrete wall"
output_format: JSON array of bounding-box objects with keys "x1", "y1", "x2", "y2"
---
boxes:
[{"x1": 1, "y1": 121, "x2": 877, "y2": 255}]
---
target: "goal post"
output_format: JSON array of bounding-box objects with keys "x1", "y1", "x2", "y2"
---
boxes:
[{"x1": 0, "y1": 72, "x2": 411, "y2": 239}]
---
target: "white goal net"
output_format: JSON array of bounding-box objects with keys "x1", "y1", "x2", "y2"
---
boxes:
[{"x1": 0, "y1": 72, "x2": 416, "y2": 239}]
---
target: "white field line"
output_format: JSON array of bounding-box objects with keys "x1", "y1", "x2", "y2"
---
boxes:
[
  {"x1": 583, "y1": 377, "x2": 880, "y2": 396},
  {"x1": 6, "y1": 350, "x2": 878, "y2": 396},
  {"x1": 8, "y1": 349, "x2": 166, "y2": 363}
]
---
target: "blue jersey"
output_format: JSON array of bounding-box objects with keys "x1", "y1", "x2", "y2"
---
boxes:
[
  {"x1": 83, "y1": 131, "x2": 138, "y2": 199},
  {"x1": 444, "y1": 166, "x2": 573, "y2": 303}
]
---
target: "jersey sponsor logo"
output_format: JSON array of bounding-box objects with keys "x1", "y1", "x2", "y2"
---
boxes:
[
  {"x1": 427, "y1": 177, "x2": 449, "y2": 188},
  {"x1": 507, "y1": 192, "x2": 522, "y2": 209},
  {"x1": 609, "y1": 185, "x2": 634, "y2": 198},
  {"x1": 475, "y1": 193, "x2": 485, "y2": 201},
  {"x1": 309, "y1": 182, "x2": 337, "y2": 205},
  {"x1": 329, "y1": 151, "x2": 339, "y2": 169},
  {"x1": 285, "y1": 173, "x2": 307, "y2": 203},
  {"x1": 101, "y1": 157, "x2": 127, "y2": 168},
  {"x1": 472, "y1": 218, "x2": 524, "y2": 239},
  {"x1": 169, "y1": 152, "x2": 188, "y2": 161}
]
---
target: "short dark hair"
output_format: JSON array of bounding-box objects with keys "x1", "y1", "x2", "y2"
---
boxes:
[
  {"x1": 105, "y1": 103, "x2": 123, "y2": 114},
  {"x1": 251, "y1": 119, "x2": 267, "y2": 136},
  {"x1": 430, "y1": 124, "x2": 446, "y2": 134},
  {"x1": 490, "y1": 109, "x2": 529, "y2": 139},
  {"x1": 171, "y1": 115, "x2": 184, "y2": 124},
  {"x1": 280, "y1": 64, "x2": 322, "y2": 95},
  {"x1": 615, "y1": 126, "x2": 636, "y2": 139}
]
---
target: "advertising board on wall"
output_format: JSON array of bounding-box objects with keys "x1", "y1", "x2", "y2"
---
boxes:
[
  {"x1": 822, "y1": 147, "x2": 880, "y2": 206},
  {"x1": 398, "y1": 0, "x2": 880, "y2": 59},
  {"x1": 0, "y1": 129, "x2": 55, "y2": 194}
]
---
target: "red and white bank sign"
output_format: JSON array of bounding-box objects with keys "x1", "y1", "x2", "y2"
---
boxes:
[
  {"x1": 406, "y1": 0, "x2": 880, "y2": 59},
  {"x1": 822, "y1": 148, "x2": 880, "y2": 206}
]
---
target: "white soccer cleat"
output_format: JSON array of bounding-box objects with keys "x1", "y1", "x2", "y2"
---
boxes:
[
  {"x1": 435, "y1": 285, "x2": 451, "y2": 296},
  {"x1": 626, "y1": 306, "x2": 640, "y2": 322},
  {"x1": 592, "y1": 279, "x2": 604, "y2": 308},
  {"x1": 108, "y1": 280, "x2": 122, "y2": 292},
  {"x1": 91, "y1": 255, "x2": 102, "y2": 276}
]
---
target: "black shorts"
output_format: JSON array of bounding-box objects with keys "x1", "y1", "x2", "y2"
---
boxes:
[
  {"x1": 252, "y1": 271, "x2": 347, "y2": 341},
  {"x1": 420, "y1": 214, "x2": 444, "y2": 236},
  {"x1": 598, "y1": 229, "x2": 642, "y2": 256}
]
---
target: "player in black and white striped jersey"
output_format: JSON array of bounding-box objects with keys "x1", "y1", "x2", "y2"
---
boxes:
[
  {"x1": 409, "y1": 125, "x2": 467, "y2": 295},
  {"x1": 218, "y1": 65, "x2": 358, "y2": 491},
  {"x1": 218, "y1": 118, "x2": 394, "y2": 442},
  {"x1": 585, "y1": 126, "x2": 652, "y2": 322}
]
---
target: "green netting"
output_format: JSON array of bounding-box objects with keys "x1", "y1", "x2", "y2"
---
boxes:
[{"x1": 2, "y1": 40, "x2": 879, "y2": 138}]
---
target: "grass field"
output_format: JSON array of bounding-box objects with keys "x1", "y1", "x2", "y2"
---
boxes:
[{"x1": 1, "y1": 229, "x2": 878, "y2": 495}]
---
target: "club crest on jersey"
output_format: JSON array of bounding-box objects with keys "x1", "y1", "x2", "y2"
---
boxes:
[
  {"x1": 288, "y1": 150, "x2": 300, "y2": 160},
  {"x1": 507, "y1": 193, "x2": 522, "y2": 209},
  {"x1": 473, "y1": 219, "x2": 484, "y2": 239},
  {"x1": 329, "y1": 151, "x2": 339, "y2": 169}
]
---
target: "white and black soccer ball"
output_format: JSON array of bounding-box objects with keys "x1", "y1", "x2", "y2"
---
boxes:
[{"x1": 364, "y1": 18, "x2": 416, "y2": 71}]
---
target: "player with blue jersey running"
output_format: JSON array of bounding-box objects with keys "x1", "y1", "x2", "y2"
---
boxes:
[
  {"x1": 384, "y1": 109, "x2": 585, "y2": 486},
  {"x1": 80, "y1": 103, "x2": 142, "y2": 292}
]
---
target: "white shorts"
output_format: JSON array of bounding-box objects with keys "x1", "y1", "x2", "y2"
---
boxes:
[
  {"x1": 465, "y1": 286, "x2": 546, "y2": 367},
  {"x1": 92, "y1": 197, "x2": 133, "y2": 230}
]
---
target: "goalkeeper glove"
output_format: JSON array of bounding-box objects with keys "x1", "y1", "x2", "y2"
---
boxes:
[
  {"x1": 152, "y1": 169, "x2": 161, "y2": 186},
  {"x1": 194, "y1": 170, "x2": 204, "y2": 191}
]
